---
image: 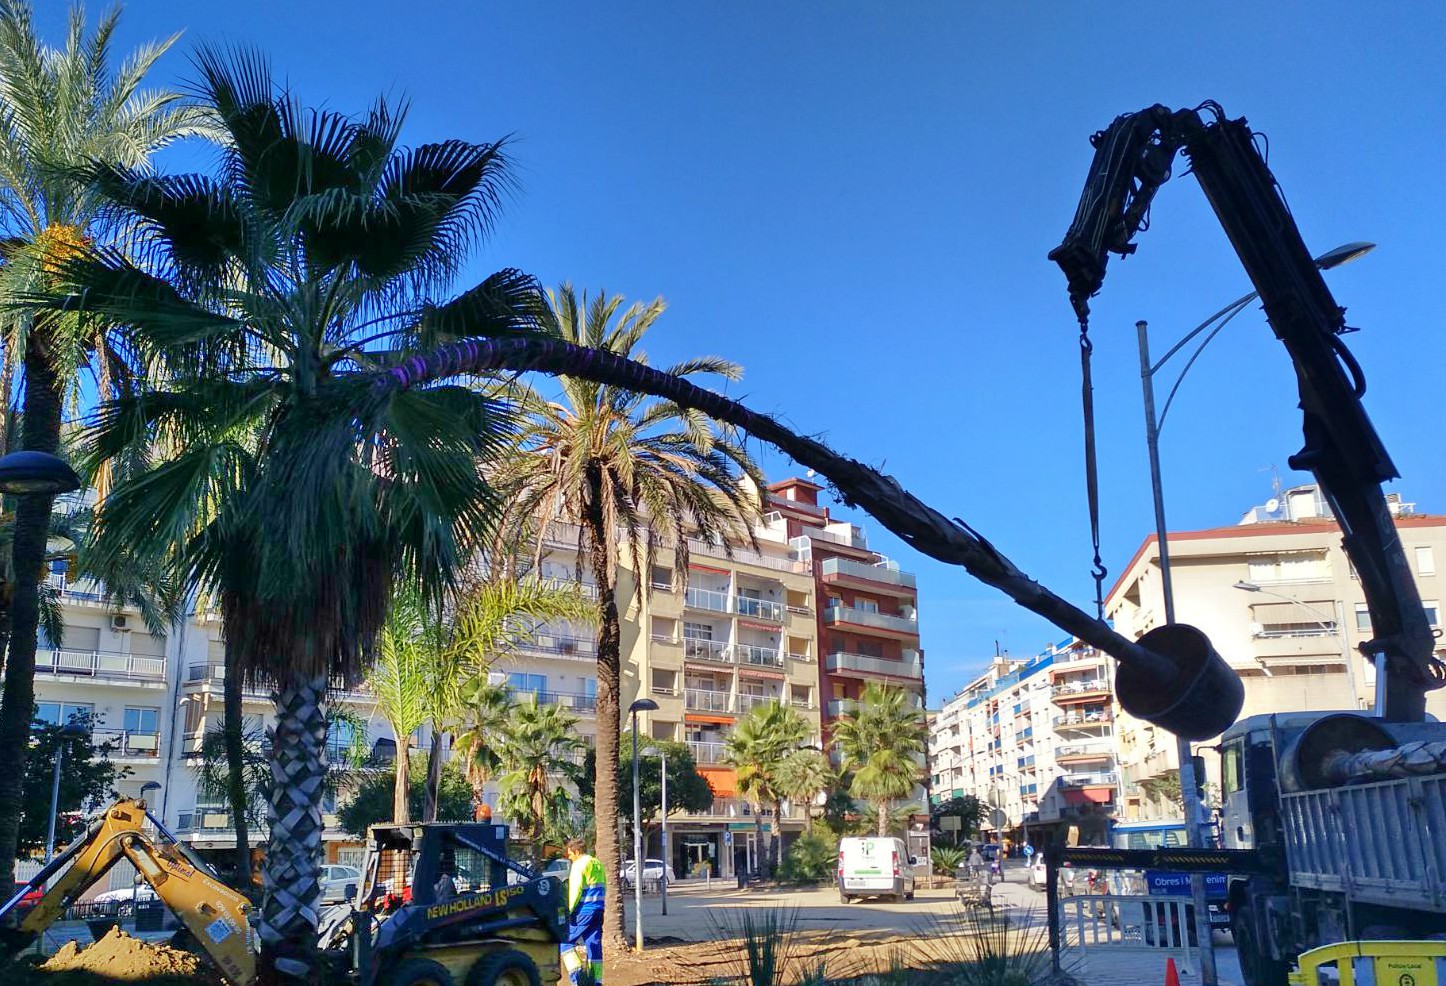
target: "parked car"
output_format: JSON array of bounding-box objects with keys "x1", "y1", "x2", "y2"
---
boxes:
[
  {"x1": 541, "y1": 858, "x2": 570, "y2": 879},
  {"x1": 320, "y1": 864, "x2": 361, "y2": 903},
  {"x1": 1028, "y1": 854, "x2": 1047, "y2": 889},
  {"x1": 92, "y1": 883, "x2": 159, "y2": 915},
  {"x1": 837, "y1": 837, "x2": 917, "y2": 903},
  {"x1": 621, "y1": 858, "x2": 675, "y2": 885}
]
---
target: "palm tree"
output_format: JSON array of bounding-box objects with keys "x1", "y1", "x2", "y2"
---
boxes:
[
  {"x1": 724, "y1": 700, "x2": 810, "y2": 877},
  {"x1": 35, "y1": 51, "x2": 543, "y2": 974},
  {"x1": 0, "y1": 0, "x2": 213, "y2": 886},
  {"x1": 831, "y1": 682, "x2": 927, "y2": 837},
  {"x1": 493, "y1": 695, "x2": 585, "y2": 843},
  {"x1": 777, "y1": 748, "x2": 834, "y2": 835},
  {"x1": 453, "y1": 676, "x2": 512, "y2": 814},
  {"x1": 418, "y1": 574, "x2": 594, "y2": 820},
  {"x1": 366, "y1": 588, "x2": 432, "y2": 823},
  {"x1": 496, "y1": 285, "x2": 763, "y2": 946}
]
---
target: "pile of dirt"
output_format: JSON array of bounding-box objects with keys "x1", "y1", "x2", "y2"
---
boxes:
[{"x1": 39, "y1": 928, "x2": 208, "y2": 981}]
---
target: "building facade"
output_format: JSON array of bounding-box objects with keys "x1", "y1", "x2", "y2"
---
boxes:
[{"x1": 1106, "y1": 485, "x2": 1446, "y2": 816}]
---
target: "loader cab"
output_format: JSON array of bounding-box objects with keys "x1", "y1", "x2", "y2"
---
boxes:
[{"x1": 358, "y1": 823, "x2": 516, "y2": 911}]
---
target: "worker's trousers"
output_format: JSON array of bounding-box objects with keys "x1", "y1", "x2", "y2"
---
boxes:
[{"x1": 567, "y1": 901, "x2": 604, "y2": 985}]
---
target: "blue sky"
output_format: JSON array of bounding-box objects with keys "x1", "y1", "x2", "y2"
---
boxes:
[{"x1": 48, "y1": 2, "x2": 1446, "y2": 701}]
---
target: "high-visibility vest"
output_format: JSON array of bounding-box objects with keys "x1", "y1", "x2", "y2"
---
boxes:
[{"x1": 568, "y1": 853, "x2": 606, "y2": 912}]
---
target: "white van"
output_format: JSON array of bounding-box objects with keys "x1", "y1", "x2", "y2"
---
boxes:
[{"x1": 836, "y1": 837, "x2": 916, "y2": 903}]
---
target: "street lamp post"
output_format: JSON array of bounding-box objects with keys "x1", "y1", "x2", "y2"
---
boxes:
[
  {"x1": 1135, "y1": 241, "x2": 1374, "y2": 986},
  {"x1": 1233, "y1": 582, "x2": 1364, "y2": 711},
  {"x1": 44, "y1": 720, "x2": 90, "y2": 863},
  {"x1": 627, "y1": 698, "x2": 658, "y2": 953},
  {"x1": 658, "y1": 747, "x2": 668, "y2": 916}
]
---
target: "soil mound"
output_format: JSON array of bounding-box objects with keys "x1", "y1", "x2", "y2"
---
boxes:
[{"x1": 40, "y1": 927, "x2": 205, "y2": 980}]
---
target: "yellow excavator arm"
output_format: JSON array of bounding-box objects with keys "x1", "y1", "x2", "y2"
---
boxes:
[{"x1": 0, "y1": 799, "x2": 256, "y2": 986}]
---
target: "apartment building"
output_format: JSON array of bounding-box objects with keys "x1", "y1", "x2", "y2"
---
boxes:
[
  {"x1": 1106, "y1": 485, "x2": 1446, "y2": 817},
  {"x1": 929, "y1": 639, "x2": 1120, "y2": 846}
]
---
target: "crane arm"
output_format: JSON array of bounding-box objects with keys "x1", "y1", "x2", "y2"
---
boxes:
[
  {"x1": 1050, "y1": 102, "x2": 1443, "y2": 720},
  {"x1": 0, "y1": 799, "x2": 255, "y2": 986}
]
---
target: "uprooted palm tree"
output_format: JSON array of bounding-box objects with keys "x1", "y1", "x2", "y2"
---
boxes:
[
  {"x1": 0, "y1": 0, "x2": 214, "y2": 886},
  {"x1": 490, "y1": 285, "x2": 763, "y2": 947},
  {"x1": 34, "y1": 50, "x2": 545, "y2": 976}
]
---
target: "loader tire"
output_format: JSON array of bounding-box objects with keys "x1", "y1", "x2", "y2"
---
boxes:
[
  {"x1": 468, "y1": 948, "x2": 542, "y2": 986},
  {"x1": 392, "y1": 957, "x2": 454, "y2": 986}
]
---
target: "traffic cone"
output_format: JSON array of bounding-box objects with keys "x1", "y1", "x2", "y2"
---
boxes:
[{"x1": 1165, "y1": 956, "x2": 1182, "y2": 986}]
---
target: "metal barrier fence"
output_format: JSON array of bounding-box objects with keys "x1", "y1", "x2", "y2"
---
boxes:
[{"x1": 1059, "y1": 894, "x2": 1200, "y2": 975}]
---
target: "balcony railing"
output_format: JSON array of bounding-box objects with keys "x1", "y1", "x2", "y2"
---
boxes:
[
  {"x1": 1053, "y1": 709, "x2": 1113, "y2": 728},
  {"x1": 822, "y1": 605, "x2": 917, "y2": 635},
  {"x1": 687, "y1": 740, "x2": 728, "y2": 763},
  {"x1": 825, "y1": 649, "x2": 923, "y2": 679},
  {"x1": 682, "y1": 637, "x2": 731, "y2": 664},
  {"x1": 684, "y1": 586, "x2": 731, "y2": 613},
  {"x1": 1055, "y1": 743, "x2": 1114, "y2": 761},
  {"x1": 734, "y1": 596, "x2": 784, "y2": 622},
  {"x1": 737, "y1": 693, "x2": 781, "y2": 712},
  {"x1": 827, "y1": 698, "x2": 859, "y2": 718},
  {"x1": 1060, "y1": 771, "x2": 1119, "y2": 788},
  {"x1": 687, "y1": 537, "x2": 805, "y2": 574},
  {"x1": 789, "y1": 524, "x2": 867, "y2": 550},
  {"x1": 684, "y1": 689, "x2": 733, "y2": 713},
  {"x1": 510, "y1": 633, "x2": 597, "y2": 660},
  {"x1": 92, "y1": 729, "x2": 162, "y2": 758},
  {"x1": 510, "y1": 690, "x2": 598, "y2": 715},
  {"x1": 1051, "y1": 679, "x2": 1111, "y2": 700},
  {"x1": 820, "y1": 556, "x2": 916, "y2": 590},
  {"x1": 680, "y1": 798, "x2": 803, "y2": 820},
  {"x1": 734, "y1": 644, "x2": 783, "y2": 668},
  {"x1": 35, "y1": 648, "x2": 165, "y2": 683}
]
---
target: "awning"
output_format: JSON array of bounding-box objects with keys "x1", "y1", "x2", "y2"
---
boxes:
[
  {"x1": 689, "y1": 564, "x2": 731, "y2": 576},
  {"x1": 1063, "y1": 787, "x2": 1114, "y2": 806},
  {"x1": 737, "y1": 620, "x2": 778, "y2": 632},
  {"x1": 685, "y1": 713, "x2": 734, "y2": 726},
  {"x1": 737, "y1": 668, "x2": 785, "y2": 681},
  {"x1": 700, "y1": 767, "x2": 736, "y2": 796}
]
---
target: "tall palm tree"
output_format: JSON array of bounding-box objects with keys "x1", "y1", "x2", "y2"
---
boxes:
[
  {"x1": 831, "y1": 682, "x2": 927, "y2": 836},
  {"x1": 493, "y1": 695, "x2": 585, "y2": 843},
  {"x1": 453, "y1": 676, "x2": 512, "y2": 814},
  {"x1": 35, "y1": 51, "x2": 543, "y2": 975},
  {"x1": 0, "y1": 0, "x2": 213, "y2": 886},
  {"x1": 724, "y1": 700, "x2": 810, "y2": 877},
  {"x1": 496, "y1": 285, "x2": 762, "y2": 946},
  {"x1": 777, "y1": 747, "x2": 834, "y2": 835},
  {"x1": 419, "y1": 573, "x2": 594, "y2": 820},
  {"x1": 367, "y1": 587, "x2": 432, "y2": 824}
]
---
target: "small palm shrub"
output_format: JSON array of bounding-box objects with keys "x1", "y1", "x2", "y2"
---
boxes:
[
  {"x1": 932, "y1": 846, "x2": 967, "y2": 876},
  {"x1": 779, "y1": 830, "x2": 836, "y2": 883}
]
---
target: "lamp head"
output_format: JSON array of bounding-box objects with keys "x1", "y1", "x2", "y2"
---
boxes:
[
  {"x1": 1233, "y1": 581, "x2": 1261, "y2": 592},
  {"x1": 1314, "y1": 242, "x2": 1375, "y2": 271},
  {"x1": 0, "y1": 451, "x2": 81, "y2": 495},
  {"x1": 628, "y1": 698, "x2": 660, "y2": 716}
]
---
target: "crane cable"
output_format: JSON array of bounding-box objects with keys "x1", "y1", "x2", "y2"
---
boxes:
[{"x1": 1078, "y1": 315, "x2": 1107, "y2": 620}]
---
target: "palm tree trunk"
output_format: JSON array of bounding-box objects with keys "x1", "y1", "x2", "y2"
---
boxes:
[
  {"x1": 258, "y1": 674, "x2": 329, "y2": 983},
  {"x1": 223, "y1": 636, "x2": 252, "y2": 887},
  {"x1": 753, "y1": 808, "x2": 765, "y2": 880},
  {"x1": 581, "y1": 469, "x2": 627, "y2": 951},
  {"x1": 375, "y1": 337, "x2": 1177, "y2": 683},
  {"x1": 0, "y1": 327, "x2": 63, "y2": 891},
  {"x1": 877, "y1": 800, "x2": 889, "y2": 837},
  {"x1": 393, "y1": 735, "x2": 411, "y2": 824},
  {"x1": 770, "y1": 799, "x2": 784, "y2": 877},
  {"x1": 423, "y1": 722, "x2": 443, "y2": 822}
]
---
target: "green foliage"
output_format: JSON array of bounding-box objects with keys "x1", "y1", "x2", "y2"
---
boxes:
[
  {"x1": 932, "y1": 795, "x2": 990, "y2": 842},
  {"x1": 920, "y1": 902, "x2": 1050, "y2": 986},
  {"x1": 822, "y1": 787, "x2": 866, "y2": 835},
  {"x1": 1139, "y1": 768, "x2": 1182, "y2": 805},
  {"x1": 831, "y1": 683, "x2": 927, "y2": 835},
  {"x1": 707, "y1": 908, "x2": 823, "y2": 986},
  {"x1": 337, "y1": 762, "x2": 472, "y2": 837},
  {"x1": 777, "y1": 830, "x2": 835, "y2": 884},
  {"x1": 578, "y1": 735, "x2": 713, "y2": 823},
  {"x1": 21, "y1": 715, "x2": 129, "y2": 852},
  {"x1": 931, "y1": 846, "x2": 967, "y2": 876},
  {"x1": 493, "y1": 696, "x2": 585, "y2": 841}
]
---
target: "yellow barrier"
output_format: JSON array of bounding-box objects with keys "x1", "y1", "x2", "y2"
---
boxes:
[{"x1": 1288, "y1": 940, "x2": 1446, "y2": 986}]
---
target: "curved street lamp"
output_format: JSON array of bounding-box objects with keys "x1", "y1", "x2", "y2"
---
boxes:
[{"x1": 0, "y1": 450, "x2": 82, "y2": 496}]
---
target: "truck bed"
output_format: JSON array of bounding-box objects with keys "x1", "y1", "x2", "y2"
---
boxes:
[{"x1": 1281, "y1": 773, "x2": 1446, "y2": 913}]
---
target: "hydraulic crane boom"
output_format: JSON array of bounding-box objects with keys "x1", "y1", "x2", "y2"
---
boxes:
[
  {"x1": 0, "y1": 799, "x2": 256, "y2": 985},
  {"x1": 1049, "y1": 102, "x2": 1442, "y2": 721}
]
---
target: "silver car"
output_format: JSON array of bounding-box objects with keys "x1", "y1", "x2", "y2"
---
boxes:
[{"x1": 320, "y1": 864, "x2": 361, "y2": 903}]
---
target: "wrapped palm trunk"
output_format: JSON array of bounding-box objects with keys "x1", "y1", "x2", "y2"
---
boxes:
[{"x1": 259, "y1": 674, "x2": 329, "y2": 980}]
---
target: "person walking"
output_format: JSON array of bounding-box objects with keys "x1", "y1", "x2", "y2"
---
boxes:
[
  {"x1": 563, "y1": 838, "x2": 605, "y2": 986},
  {"x1": 967, "y1": 847, "x2": 985, "y2": 880}
]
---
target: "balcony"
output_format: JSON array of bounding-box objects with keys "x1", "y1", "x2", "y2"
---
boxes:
[
  {"x1": 789, "y1": 524, "x2": 867, "y2": 551},
  {"x1": 1053, "y1": 709, "x2": 1113, "y2": 729},
  {"x1": 175, "y1": 808, "x2": 252, "y2": 837},
  {"x1": 737, "y1": 693, "x2": 781, "y2": 713},
  {"x1": 682, "y1": 637, "x2": 732, "y2": 665},
  {"x1": 825, "y1": 649, "x2": 923, "y2": 680},
  {"x1": 184, "y1": 663, "x2": 269, "y2": 699},
  {"x1": 822, "y1": 605, "x2": 918, "y2": 637},
  {"x1": 511, "y1": 690, "x2": 597, "y2": 715},
  {"x1": 35, "y1": 649, "x2": 166, "y2": 685},
  {"x1": 684, "y1": 586, "x2": 731, "y2": 614},
  {"x1": 734, "y1": 596, "x2": 784, "y2": 622},
  {"x1": 820, "y1": 557, "x2": 916, "y2": 593},
  {"x1": 734, "y1": 644, "x2": 784, "y2": 669},
  {"x1": 681, "y1": 798, "x2": 803, "y2": 820},
  {"x1": 510, "y1": 633, "x2": 597, "y2": 662},
  {"x1": 687, "y1": 537, "x2": 805, "y2": 574},
  {"x1": 92, "y1": 729, "x2": 162, "y2": 759},
  {"x1": 1051, "y1": 678, "x2": 1112, "y2": 704},
  {"x1": 688, "y1": 740, "x2": 728, "y2": 764},
  {"x1": 1055, "y1": 743, "x2": 1114, "y2": 764},
  {"x1": 1060, "y1": 771, "x2": 1119, "y2": 788},
  {"x1": 684, "y1": 689, "x2": 733, "y2": 714}
]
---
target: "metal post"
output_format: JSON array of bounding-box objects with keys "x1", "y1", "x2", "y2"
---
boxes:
[
  {"x1": 44, "y1": 742, "x2": 65, "y2": 864},
  {"x1": 1374, "y1": 652, "x2": 1389, "y2": 717},
  {"x1": 632, "y1": 712, "x2": 644, "y2": 953},
  {"x1": 659, "y1": 749, "x2": 668, "y2": 916},
  {"x1": 1138, "y1": 320, "x2": 1219, "y2": 986}
]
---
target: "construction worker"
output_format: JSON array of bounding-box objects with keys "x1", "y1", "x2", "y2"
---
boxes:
[{"x1": 564, "y1": 838, "x2": 605, "y2": 986}]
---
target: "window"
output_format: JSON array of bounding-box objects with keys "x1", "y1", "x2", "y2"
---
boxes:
[
  {"x1": 650, "y1": 566, "x2": 673, "y2": 589},
  {"x1": 1416, "y1": 546, "x2": 1436, "y2": 577},
  {"x1": 682, "y1": 621, "x2": 713, "y2": 641},
  {"x1": 507, "y1": 673, "x2": 546, "y2": 696},
  {"x1": 856, "y1": 598, "x2": 880, "y2": 613},
  {"x1": 581, "y1": 678, "x2": 597, "y2": 700},
  {"x1": 1222, "y1": 742, "x2": 1244, "y2": 795},
  {"x1": 123, "y1": 707, "x2": 159, "y2": 735},
  {"x1": 36, "y1": 702, "x2": 93, "y2": 727},
  {"x1": 1426, "y1": 601, "x2": 1441, "y2": 628},
  {"x1": 1354, "y1": 603, "x2": 1371, "y2": 631},
  {"x1": 1247, "y1": 552, "x2": 1329, "y2": 583},
  {"x1": 327, "y1": 718, "x2": 360, "y2": 762}
]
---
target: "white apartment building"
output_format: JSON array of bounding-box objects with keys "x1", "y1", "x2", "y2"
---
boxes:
[{"x1": 1106, "y1": 485, "x2": 1446, "y2": 817}]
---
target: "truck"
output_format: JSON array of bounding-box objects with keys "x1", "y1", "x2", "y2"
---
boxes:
[
  {"x1": 1049, "y1": 102, "x2": 1446, "y2": 986},
  {"x1": 0, "y1": 796, "x2": 572, "y2": 986}
]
